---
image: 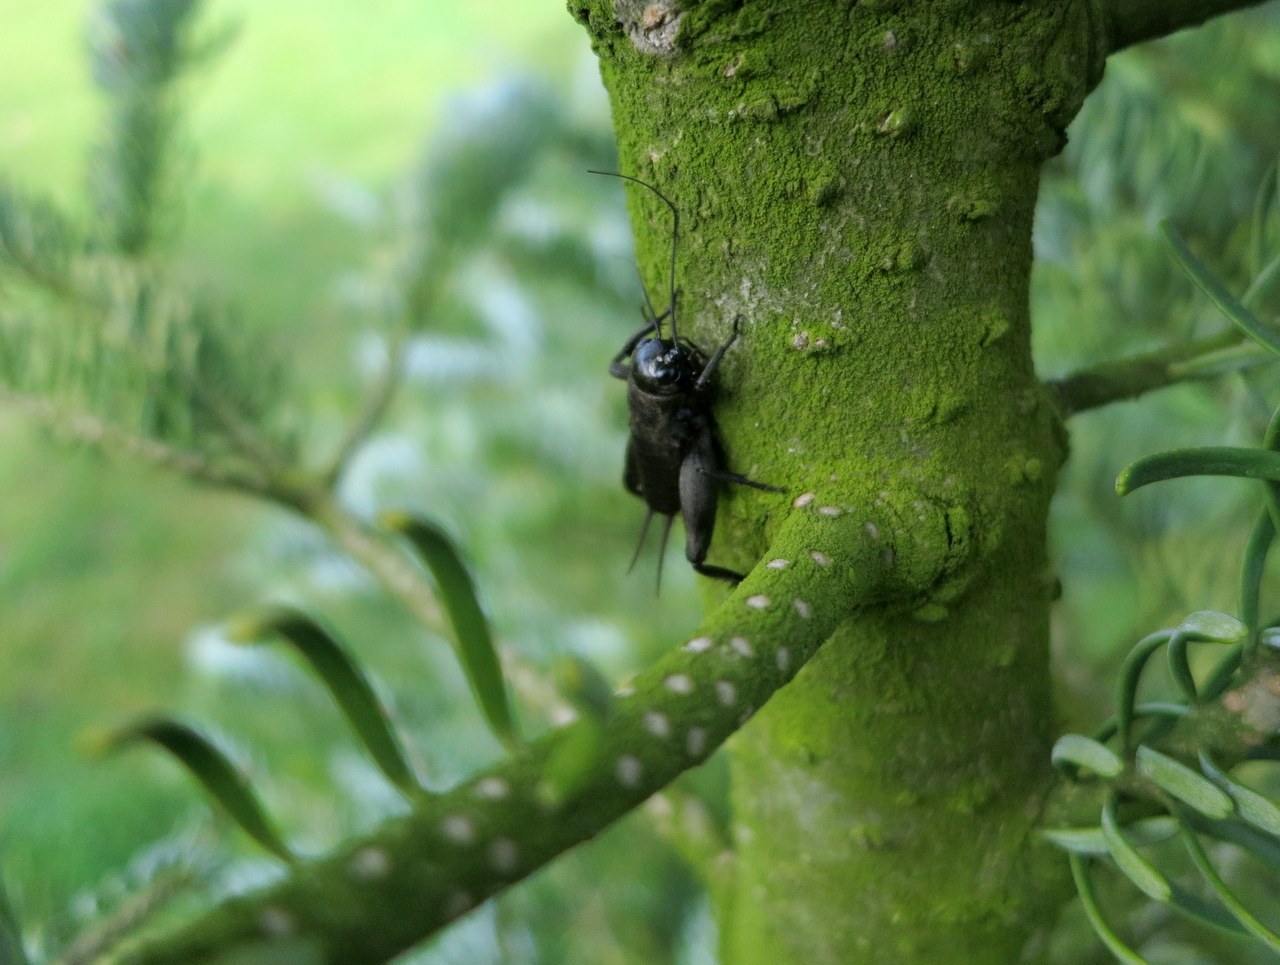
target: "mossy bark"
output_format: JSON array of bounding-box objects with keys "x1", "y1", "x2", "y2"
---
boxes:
[{"x1": 572, "y1": 1, "x2": 1105, "y2": 961}]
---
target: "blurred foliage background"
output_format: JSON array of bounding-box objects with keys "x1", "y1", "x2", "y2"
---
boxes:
[{"x1": 3, "y1": 2, "x2": 1280, "y2": 963}]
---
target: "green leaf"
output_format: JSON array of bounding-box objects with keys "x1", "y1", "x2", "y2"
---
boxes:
[
  {"x1": 1097, "y1": 799, "x2": 1246, "y2": 937},
  {"x1": 381, "y1": 511, "x2": 518, "y2": 747},
  {"x1": 1166, "y1": 881, "x2": 1253, "y2": 936},
  {"x1": 1163, "y1": 609, "x2": 1247, "y2": 704},
  {"x1": 1042, "y1": 817, "x2": 1178, "y2": 856},
  {"x1": 1250, "y1": 159, "x2": 1279, "y2": 278},
  {"x1": 1199, "y1": 754, "x2": 1280, "y2": 838},
  {"x1": 1069, "y1": 854, "x2": 1151, "y2": 965},
  {"x1": 0, "y1": 182, "x2": 75, "y2": 286},
  {"x1": 1176, "y1": 611, "x2": 1249, "y2": 644},
  {"x1": 228, "y1": 606, "x2": 420, "y2": 796},
  {"x1": 0, "y1": 877, "x2": 29, "y2": 965},
  {"x1": 1116, "y1": 631, "x2": 1174, "y2": 753},
  {"x1": 1093, "y1": 702, "x2": 1187, "y2": 745},
  {"x1": 1252, "y1": 402, "x2": 1280, "y2": 649},
  {"x1": 1163, "y1": 222, "x2": 1280, "y2": 358},
  {"x1": 1166, "y1": 633, "x2": 1199, "y2": 703},
  {"x1": 92, "y1": 718, "x2": 294, "y2": 862},
  {"x1": 1117, "y1": 446, "x2": 1280, "y2": 496},
  {"x1": 1135, "y1": 746, "x2": 1234, "y2": 820},
  {"x1": 1178, "y1": 814, "x2": 1280, "y2": 951},
  {"x1": 1187, "y1": 814, "x2": 1280, "y2": 873},
  {"x1": 1051, "y1": 734, "x2": 1124, "y2": 779},
  {"x1": 1101, "y1": 794, "x2": 1173, "y2": 902},
  {"x1": 1200, "y1": 645, "x2": 1245, "y2": 703}
]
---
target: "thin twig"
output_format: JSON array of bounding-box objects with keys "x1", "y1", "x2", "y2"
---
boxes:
[
  {"x1": 1046, "y1": 329, "x2": 1262, "y2": 418},
  {"x1": 190, "y1": 381, "x2": 288, "y2": 474},
  {"x1": 1102, "y1": 0, "x2": 1271, "y2": 53},
  {"x1": 323, "y1": 328, "x2": 409, "y2": 487},
  {"x1": 0, "y1": 389, "x2": 275, "y2": 497}
]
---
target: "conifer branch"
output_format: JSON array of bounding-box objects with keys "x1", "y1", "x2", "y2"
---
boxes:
[
  {"x1": 89, "y1": 0, "x2": 211, "y2": 255},
  {"x1": 111, "y1": 500, "x2": 951, "y2": 965},
  {"x1": 0, "y1": 388, "x2": 273, "y2": 496}
]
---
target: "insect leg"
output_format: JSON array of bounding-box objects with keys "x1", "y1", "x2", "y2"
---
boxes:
[
  {"x1": 679, "y1": 425, "x2": 744, "y2": 585},
  {"x1": 702, "y1": 468, "x2": 785, "y2": 493},
  {"x1": 610, "y1": 317, "x2": 658, "y2": 380},
  {"x1": 694, "y1": 315, "x2": 743, "y2": 392},
  {"x1": 623, "y1": 438, "x2": 643, "y2": 497}
]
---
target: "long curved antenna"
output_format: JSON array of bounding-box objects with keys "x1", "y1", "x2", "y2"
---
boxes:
[{"x1": 588, "y1": 169, "x2": 680, "y2": 339}]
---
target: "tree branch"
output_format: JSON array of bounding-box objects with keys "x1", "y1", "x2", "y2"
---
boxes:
[
  {"x1": 322, "y1": 329, "x2": 408, "y2": 487},
  {"x1": 1102, "y1": 0, "x2": 1273, "y2": 53},
  {"x1": 0, "y1": 389, "x2": 275, "y2": 497},
  {"x1": 1046, "y1": 329, "x2": 1268, "y2": 418},
  {"x1": 112, "y1": 500, "x2": 951, "y2": 965}
]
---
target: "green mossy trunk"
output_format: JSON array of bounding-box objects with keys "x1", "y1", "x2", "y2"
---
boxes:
[{"x1": 573, "y1": 1, "x2": 1105, "y2": 961}]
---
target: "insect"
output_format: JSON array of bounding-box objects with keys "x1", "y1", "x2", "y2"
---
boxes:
[{"x1": 590, "y1": 170, "x2": 781, "y2": 588}]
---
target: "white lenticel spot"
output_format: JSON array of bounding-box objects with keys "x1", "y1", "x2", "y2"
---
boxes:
[
  {"x1": 664, "y1": 673, "x2": 695, "y2": 694},
  {"x1": 440, "y1": 814, "x2": 475, "y2": 845},
  {"x1": 794, "y1": 492, "x2": 816, "y2": 508},
  {"x1": 808, "y1": 549, "x2": 831, "y2": 565},
  {"x1": 260, "y1": 907, "x2": 294, "y2": 939},
  {"x1": 716, "y1": 680, "x2": 737, "y2": 706},
  {"x1": 793, "y1": 598, "x2": 812, "y2": 619},
  {"x1": 445, "y1": 891, "x2": 474, "y2": 920},
  {"x1": 350, "y1": 847, "x2": 391, "y2": 880},
  {"x1": 730, "y1": 636, "x2": 755, "y2": 658},
  {"x1": 746, "y1": 595, "x2": 770, "y2": 610},
  {"x1": 644, "y1": 710, "x2": 671, "y2": 738},
  {"x1": 766, "y1": 558, "x2": 790, "y2": 569},
  {"x1": 550, "y1": 705, "x2": 578, "y2": 727},
  {"x1": 489, "y1": 838, "x2": 519, "y2": 873},
  {"x1": 865, "y1": 521, "x2": 881, "y2": 539},
  {"x1": 617, "y1": 755, "x2": 644, "y2": 788},
  {"x1": 687, "y1": 727, "x2": 708, "y2": 756},
  {"x1": 475, "y1": 776, "x2": 511, "y2": 800},
  {"x1": 646, "y1": 793, "x2": 674, "y2": 819},
  {"x1": 683, "y1": 636, "x2": 714, "y2": 653},
  {"x1": 616, "y1": 685, "x2": 636, "y2": 698},
  {"x1": 738, "y1": 706, "x2": 756, "y2": 726},
  {"x1": 777, "y1": 647, "x2": 791, "y2": 672},
  {"x1": 819, "y1": 506, "x2": 841, "y2": 517}
]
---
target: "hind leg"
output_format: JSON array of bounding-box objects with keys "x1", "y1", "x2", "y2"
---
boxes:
[{"x1": 679, "y1": 427, "x2": 744, "y2": 585}]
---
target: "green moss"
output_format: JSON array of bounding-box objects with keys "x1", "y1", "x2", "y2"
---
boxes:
[
  {"x1": 911, "y1": 602, "x2": 950, "y2": 622},
  {"x1": 583, "y1": 1, "x2": 1100, "y2": 962}
]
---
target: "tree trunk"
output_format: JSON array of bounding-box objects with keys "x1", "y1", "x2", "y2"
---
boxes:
[{"x1": 573, "y1": 1, "x2": 1104, "y2": 960}]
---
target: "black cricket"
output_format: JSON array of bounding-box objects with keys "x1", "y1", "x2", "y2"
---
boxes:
[{"x1": 591, "y1": 170, "x2": 781, "y2": 588}]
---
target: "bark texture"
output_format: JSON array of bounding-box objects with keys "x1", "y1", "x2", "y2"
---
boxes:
[{"x1": 573, "y1": 1, "x2": 1105, "y2": 961}]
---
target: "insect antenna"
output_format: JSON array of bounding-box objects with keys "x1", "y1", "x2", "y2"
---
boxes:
[
  {"x1": 638, "y1": 270, "x2": 662, "y2": 334},
  {"x1": 588, "y1": 169, "x2": 680, "y2": 340},
  {"x1": 628, "y1": 509, "x2": 654, "y2": 574}
]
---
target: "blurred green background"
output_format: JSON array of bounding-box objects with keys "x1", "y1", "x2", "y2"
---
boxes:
[{"x1": 4, "y1": 3, "x2": 1280, "y2": 963}]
